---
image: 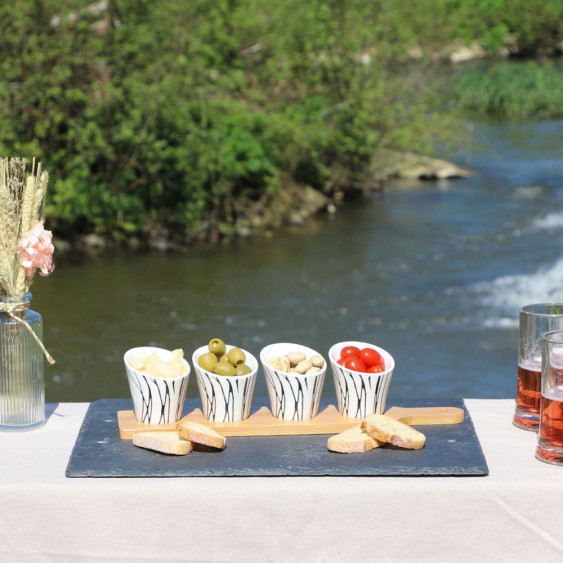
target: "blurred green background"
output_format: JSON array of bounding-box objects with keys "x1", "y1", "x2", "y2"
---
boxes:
[{"x1": 1, "y1": 0, "x2": 562, "y2": 247}]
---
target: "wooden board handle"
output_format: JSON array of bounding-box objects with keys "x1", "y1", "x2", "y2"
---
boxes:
[{"x1": 385, "y1": 406, "x2": 465, "y2": 425}]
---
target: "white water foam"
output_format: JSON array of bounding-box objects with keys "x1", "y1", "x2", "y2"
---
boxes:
[
  {"x1": 533, "y1": 212, "x2": 563, "y2": 231},
  {"x1": 482, "y1": 317, "x2": 519, "y2": 329},
  {"x1": 475, "y1": 257, "x2": 563, "y2": 314}
]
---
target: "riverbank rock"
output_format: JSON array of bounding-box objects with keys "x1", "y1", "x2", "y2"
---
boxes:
[
  {"x1": 371, "y1": 150, "x2": 472, "y2": 183},
  {"x1": 235, "y1": 184, "x2": 332, "y2": 233},
  {"x1": 449, "y1": 41, "x2": 487, "y2": 64},
  {"x1": 409, "y1": 40, "x2": 488, "y2": 64},
  {"x1": 414, "y1": 34, "x2": 563, "y2": 65},
  {"x1": 80, "y1": 233, "x2": 107, "y2": 248}
]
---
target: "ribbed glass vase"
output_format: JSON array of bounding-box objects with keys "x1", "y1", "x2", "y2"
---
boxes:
[{"x1": 0, "y1": 292, "x2": 45, "y2": 431}]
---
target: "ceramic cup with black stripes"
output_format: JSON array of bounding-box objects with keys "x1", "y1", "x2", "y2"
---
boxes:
[
  {"x1": 329, "y1": 341, "x2": 395, "y2": 419},
  {"x1": 260, "y1": 342, "x2": 327, "y2": 421},
  {"x1": 124, "y1": 346, "x2": 191, "y2": 425},
  {"x1": 192, "y1": 344, "x2": 258, "y2": 422}
]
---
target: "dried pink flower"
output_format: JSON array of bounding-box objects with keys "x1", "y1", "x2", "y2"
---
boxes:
[{"x1": 15, "y1": 222, "x2": 55, "y2": 277}]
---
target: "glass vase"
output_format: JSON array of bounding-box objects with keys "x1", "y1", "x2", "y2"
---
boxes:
[{"x1": 0, "y1": 292, "x2": 45, "y2": 431}]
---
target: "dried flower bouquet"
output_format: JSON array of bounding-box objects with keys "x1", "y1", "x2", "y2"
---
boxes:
[{"x1": 0, "y1": 157, "x2": 55, "y2": 363}]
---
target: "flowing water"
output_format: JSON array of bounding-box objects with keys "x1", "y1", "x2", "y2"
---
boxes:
[{"x1": 33, "y1": 118, "x2": 563, "y2": 405}]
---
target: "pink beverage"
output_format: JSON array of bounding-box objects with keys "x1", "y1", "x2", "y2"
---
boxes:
[
  {"x1": 514, "y1": 360, "x2": 541, "y2": 430},
  {"x1": 516, "y1": 363, "x2": 541, "y2": 413},
  {"x1": 536, "y1": 388, "x2": 563, "y2": 465}
]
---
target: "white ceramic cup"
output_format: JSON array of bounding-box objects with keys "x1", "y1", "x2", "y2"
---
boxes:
[
  {"x1": 192, "y1": 345, "x2": 258, "y2": 422},
  {"x1": 124, "y1": 346, "x2": 191, "y2": 425},
  {"x1": 329, "y1": 341, "x2": 394, "y2": 419},
  {"x1": 260, "y1": 342, "x2": 327, "y2": 420}
]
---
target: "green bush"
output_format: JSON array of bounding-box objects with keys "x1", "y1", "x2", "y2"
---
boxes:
[{"x1": 0, "y1": 0, "x2": 562, "y2": 242}]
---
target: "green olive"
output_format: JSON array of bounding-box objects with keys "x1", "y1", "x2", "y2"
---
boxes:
[
  {"x1": 228, "y1": 347, "x2": 246, "y2": 366},
  {"x1": 219, "y1": 353, "x2": 229, "y2": 363},
  {"x1": 208, "y1": 338, "x2": 226, "y2": 356},
  {"x1": 198, "y1": 352, "x2": 218, "y2": 372},
  {"x1": 235, "y1": 363, "x2": 252, "y2": 375},
  {"x1": 213, "y1": 361, "x2": 236, "y2": 376}
]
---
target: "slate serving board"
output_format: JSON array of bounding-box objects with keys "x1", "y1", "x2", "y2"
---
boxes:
[{"x1": 65, "y1": 397, "x2": 488, "y2": 478}]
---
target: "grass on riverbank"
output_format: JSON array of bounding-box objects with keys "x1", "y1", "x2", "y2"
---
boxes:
[{"x1": 456, "y1": 61, "x2": 563, "y2": 120}]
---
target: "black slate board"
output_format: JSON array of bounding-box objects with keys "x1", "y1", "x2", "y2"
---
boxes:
[{"x1": 65, "y1": 398, "x2": 488, "y2": 478}]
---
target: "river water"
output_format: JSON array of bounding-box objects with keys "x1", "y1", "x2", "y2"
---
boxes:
[{"x1": 33, "y1": 118, "x2": 563, "y2": 405}]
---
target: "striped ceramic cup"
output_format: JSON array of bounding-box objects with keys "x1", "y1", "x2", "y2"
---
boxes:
[
  {"x1": 260, "y1": 342, "x2": 327, "y2": 421},
  {"x1": 329, "y1": 341, "x2": 394, "y2": 419}
]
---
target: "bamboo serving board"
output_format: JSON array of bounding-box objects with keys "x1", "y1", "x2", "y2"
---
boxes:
[{"x1": 117, "y1": 405, "x2": 464, "y2": 439}]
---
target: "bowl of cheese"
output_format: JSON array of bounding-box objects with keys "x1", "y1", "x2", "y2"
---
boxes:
[{"x1": 124, "y1": 346, "x2": 190, "y2": 424}]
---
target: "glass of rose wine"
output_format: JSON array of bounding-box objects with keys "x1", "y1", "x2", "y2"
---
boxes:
[
  {"x1": 514, "y1": 304, "x2": 563, "y2": 431},
  {"x1": 536, "y1": 330, "x2": 563, "y2": 465}
]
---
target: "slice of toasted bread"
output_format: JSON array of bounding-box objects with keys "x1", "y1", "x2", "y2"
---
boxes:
[
  {"x1": 177, "y1": 420, "x2": 226, "y2": 450},
  {"x1": 328, "y1": 425, "x2": 383, "y2": 453},
  {"x1": 133, "y1": 431, "x2": 193, "y2": 455},
  {"x1": 361, "y1": 414, "x2": 426, "y2": 450}
]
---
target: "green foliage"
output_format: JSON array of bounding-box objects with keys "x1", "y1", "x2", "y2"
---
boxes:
[
  {"x1": 385, "y1": 0, "x2": 563, "y2": 55},
  {"x1": 0, "y1": 0, "x2": 561, "y2": 241},
  {"x1": 456, "y1": 61, "x2": 563, "y2": 120},
  {"x1": 502, "y1": 0, "x2": 563, "y2": 54}
]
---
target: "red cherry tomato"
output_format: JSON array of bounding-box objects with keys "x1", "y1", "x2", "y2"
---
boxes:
[
  {"x1": 366, "y1": 364, "x2": 385, "y2": 374},
  {"x1": 337, "y1": 357, "x2": 347, "y2": 366},
  {"x1": 359, "y1": 347, "x2": 384, "y2": 370},
  {"x1": 343, "y1": 356, "x2": 367, "y2": 373},
  {"x1": 340, "y1": 346, "x2": 360, "y2": 361}
]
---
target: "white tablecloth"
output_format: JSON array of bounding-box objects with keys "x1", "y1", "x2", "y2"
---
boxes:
[{"x1": 1, "y1": 399, "x2": 562, "y2": 562}]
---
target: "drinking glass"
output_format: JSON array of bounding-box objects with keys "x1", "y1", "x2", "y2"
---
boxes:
[
  {"x1": 514, "y1": 303, "x2": 563, "y2": 431},
  {"x1": 536, "y1": 330, "x2": 563, "y2": 465}
]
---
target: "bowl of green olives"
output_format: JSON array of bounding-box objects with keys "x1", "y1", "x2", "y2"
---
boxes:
[{"x1": 192, "y1": 338, "x2": 258, "y2": 422}]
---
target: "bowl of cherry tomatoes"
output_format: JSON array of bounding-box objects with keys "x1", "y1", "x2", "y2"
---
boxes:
[{"x1": 328, "y1": 341, "x2": 395, "y2": 419}]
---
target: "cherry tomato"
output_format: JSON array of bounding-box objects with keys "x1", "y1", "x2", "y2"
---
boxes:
[
  {"x1": 359, "y1": 347, "x2": 384, "y2": 370},
  {"x1": 366, "y1": 364, "x2": 385, "y2": 374},
  {"x1": 337, "y1": 357, "x2": 347, "y2": 366},
  {"x1": 343, "y1": 356, "x2": 367, "y2": 373},
  {"x1": 340, "y1": 346, "x2": 360, "y2": 361}
]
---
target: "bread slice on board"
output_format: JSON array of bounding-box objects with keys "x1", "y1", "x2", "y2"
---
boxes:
[
  {"x1": 177, "y1": 420, "x2": 226, "y2": 450},
  {"x1": 361, "y1": 414, "x2": 426, "y2": 450},
  {"x1": 133, "y1": 431, "x2": 193, "y2": 455},
  {"x1": 328, "y1": 425, "x2": 383, "y2": 453}
]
